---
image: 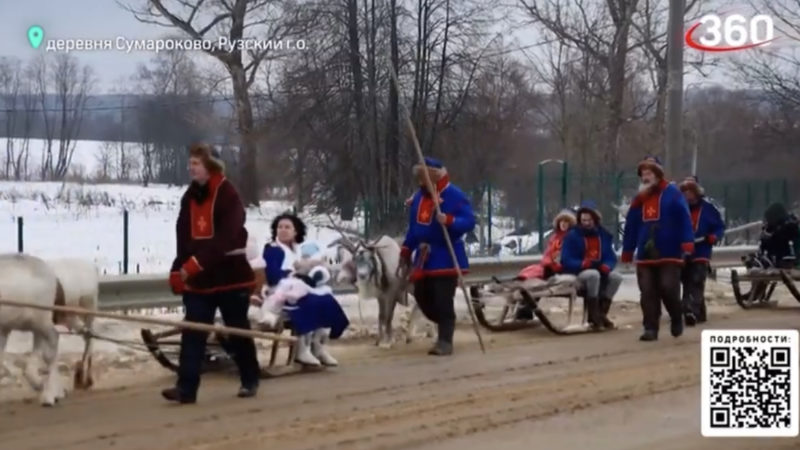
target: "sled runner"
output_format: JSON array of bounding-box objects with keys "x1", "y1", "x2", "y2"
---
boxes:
[
  {"x1": 471, "y1": 274, "x2": 614, "y2": 335},
  {"x1": 730, "y1": 252, "x2": 800, "y2": 309},
  {"x1": 141, "y1": 314, "x2": 327, "y2": 378}
]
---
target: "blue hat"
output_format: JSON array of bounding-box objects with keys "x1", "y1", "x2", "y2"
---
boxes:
[
  {"x1": 576, "y1": 200, "x2": 602, "y2": 223},
  {"x1": 637, "y1": 155, "x2": 664, "y2": 177},
  {"x1": 422, "y1": 157, "x2": 443, "y2": 169},
  {"x1": 413, "y1": 156, "x2": 447, "y2": 180}
]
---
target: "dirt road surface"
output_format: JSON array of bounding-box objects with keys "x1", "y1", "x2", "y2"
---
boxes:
[{"x1": 1, "y1": 301, "x2": 799, "y2": 450}]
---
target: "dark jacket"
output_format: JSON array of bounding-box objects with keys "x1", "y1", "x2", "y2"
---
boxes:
[
  {"x1": 760, "y1": 209, "x2": 799, "y2": 268},
  {"x1": 170, "y1": 173, "x2": 255, "y2": 293}
]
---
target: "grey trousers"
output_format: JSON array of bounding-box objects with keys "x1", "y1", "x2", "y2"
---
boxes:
[{"x1": 578, "y1": 269, "x2": 623, "y2": 299}]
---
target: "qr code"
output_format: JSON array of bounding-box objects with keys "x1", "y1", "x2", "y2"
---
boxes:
[{"x1": 702, "y1": 329, "x2": 799, "y2": 437}]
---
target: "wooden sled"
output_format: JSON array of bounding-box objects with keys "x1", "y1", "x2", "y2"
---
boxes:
[
  {"x1": 141, "y1": 316, "x2": 328, "y2": 379},
  {"x1": 731, "y1": 268, "x2": 800, "y2": 309},
  {"x1": 471, "y1": 275, "x2": 614, "y2": 335}
]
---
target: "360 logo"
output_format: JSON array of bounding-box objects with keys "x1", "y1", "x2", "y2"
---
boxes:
[{"x1": 685, "y1": 13, "x2": 776, "y2": 52}]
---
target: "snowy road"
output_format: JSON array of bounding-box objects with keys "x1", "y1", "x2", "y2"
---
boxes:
[{"x1": 1, "y1": 284, "x2": 799, "y2": 449}]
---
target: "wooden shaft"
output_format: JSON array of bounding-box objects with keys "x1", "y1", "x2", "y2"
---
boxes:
[
  {"x1": 385, "y1": 62, "x2": 486, "y2": 353},
  {"x1": 0, "y1": 299, "x2": 296, "y2": 343}
]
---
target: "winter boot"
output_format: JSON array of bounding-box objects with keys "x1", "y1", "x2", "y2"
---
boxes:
[
  {"x1": 311, "y1": 329, "x2": 339, "y2": 367},
  {"x1": 670, "y1": 318, "x2": 684, "y2": 338},
  {"x1": 639, "y1": 329, "x2": 658, "y2": 341},
  {"x1": 585, "y1": 297, "x2": 604, "y2": 331},
  {"x1": 684, "y1": 312, "x2": 697, "y2": 327},
  {"x1": 294, "y1": 333, "x2": 321, "y2": 366},
  {"x1": 599, "y1": 297, "x2": 615, "y2": 329},
  {"x1": 428, "y1": 321, "x2": 454, "y2": 356}
]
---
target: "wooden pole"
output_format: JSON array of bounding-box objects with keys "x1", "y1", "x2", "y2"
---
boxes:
[
  {"x1": 0, "y1": 299, "x2": 296, "y2": 343},
  {"x1": 385, "y1": 60, "x2": 486, "y2": 353}
]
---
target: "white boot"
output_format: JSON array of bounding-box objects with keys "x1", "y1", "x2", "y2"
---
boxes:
[
  {"x1": 294, "y1": 333, "x2": 321, "y2": 366},
  {"x1": 311, "y1": 329, "x2": 338, "y2": 367}
]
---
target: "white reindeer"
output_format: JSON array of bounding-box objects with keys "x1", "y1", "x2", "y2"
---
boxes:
[
  {"x1": 46, "y1": 258, "x2": 97, "y2": 390},
  {"x1": 0, "y1": 253, "x2": 67, "y2": 406},
  {"x1": 333, "y1": 235, "x2": 430, "y2": 348}
]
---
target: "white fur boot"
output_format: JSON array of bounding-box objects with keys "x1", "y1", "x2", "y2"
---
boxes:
[
  {"x1": 311, "y1": 329, "x2": 338, "y2": 367},
  {"x1": 294, "y1": 333, "x2": 321, "y2": 366}
]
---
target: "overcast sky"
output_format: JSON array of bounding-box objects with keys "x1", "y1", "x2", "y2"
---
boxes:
[{"x1": 0, "y1": 0, "x2": 794, "y2": 93}]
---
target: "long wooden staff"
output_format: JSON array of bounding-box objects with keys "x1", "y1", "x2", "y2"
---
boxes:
[
  {"x1": 0, "y1": 299, "x2": 296, "y2": 343},
  {"x1": 386, "y1": 62, "x2": 486, "y2": 353}
]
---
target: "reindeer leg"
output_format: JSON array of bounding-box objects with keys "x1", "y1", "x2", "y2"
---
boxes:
[
  {"x1": 380, "y1": 298, "x2": 396, "y2": 349},
  {"x1": 24, "y1": 333, "x2": 45, "y2": 392},
  {"x1": 74, "y1": 315, "x2": 94, "y2": 390},
  {"x1": 376, "y1": 298, "x2": 385, "y2": 346},
  {"x1": 405, "y1": 299, "x2": 422, "y2": 343},
  {"x1": 39, "y1": 325, "x2": 63, "y2": 406}
]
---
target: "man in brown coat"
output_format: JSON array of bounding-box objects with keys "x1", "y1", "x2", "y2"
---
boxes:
[{"x1": 161, "y1": 143, "x2": 260, "y2": 404}]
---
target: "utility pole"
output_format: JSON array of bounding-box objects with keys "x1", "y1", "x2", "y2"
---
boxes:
[{"x1": 665, "y1": 0, "x2": 685, "y2": 176}]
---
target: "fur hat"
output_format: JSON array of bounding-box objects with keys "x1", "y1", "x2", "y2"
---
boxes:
[
  {"x1": 679, "y1": 175, "x2": 704, "y2": 196},
  {"x1": 576, "y1": 200, "x2": 602, "y2": 224},
  {"x1": 413, "y1": 156, "x2": 448, "y2": 182},
  {"x1": 552, "y1": 208, "x2": 577, "y2": 229},
  {"x1": 637, "y1": 155, "x2": 664, "y2": 179},
  {"x1": 189, "y1": 142, "x2": 225, "y2": 174}
]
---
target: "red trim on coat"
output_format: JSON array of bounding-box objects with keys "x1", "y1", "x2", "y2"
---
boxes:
[
  {"x1": 190, "y1": 173, "x2": 224, "y2": 240},
  {"x1": 584, "y1": 235, "x2": 601, "y2": 261},
  {"x1": 417, "y1": 195, "x2": 434, "y2": 225},
  {"x1": 690, "y1": 205, "x2": 702, "y2": 231},
  {"x1": 182, "y1": 256, "x2": 203, "y2": 276},
  {"x1": 636, "y1": 258, "x2": 685, "y2": 266},
  {"x1": 184, "y1": 280, "x2": 257, "y2": 294}
]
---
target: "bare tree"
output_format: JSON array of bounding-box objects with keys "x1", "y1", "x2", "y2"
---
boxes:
[
  {"x1": 123, "y1": 0, "x2": 316, "y2": 205},
  {"x1": 520, "y1": 0, "x2": 639, "y2": 188},
  {"x1": 51, "y1": 54, "x2": 93, "y2": 180}
]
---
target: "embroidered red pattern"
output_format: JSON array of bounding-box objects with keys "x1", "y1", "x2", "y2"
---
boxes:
[
  {"x1": 190, "y1": 176, "x2": 223, "y2": 240},
  {"x1": 584, "y1": 236, "x2": 601, "y2": 261},
  {"x1": 642, "y1": 192, "x2": 662, "y2": 222},
  {"x1": 417, "y1": 195, "x2": 434, "y2": 225}
]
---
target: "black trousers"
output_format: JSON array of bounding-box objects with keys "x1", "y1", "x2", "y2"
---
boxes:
[
  {"x1": 178, "y1": 288, "x2": 260, "y2": 396},
  {"x1": 414, "y1": 276, "x2": 457, "y2": 326},
  {"x1": 636, "y1": 264, "x2": 682, "y2": 332},
  {"x1": 681, "y1": 261, "x2": 708, "y2": 321}
]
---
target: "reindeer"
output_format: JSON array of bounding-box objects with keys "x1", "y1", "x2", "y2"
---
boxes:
[{"x1": 332, "y1": 234, "x2": 429, "y2": 348}]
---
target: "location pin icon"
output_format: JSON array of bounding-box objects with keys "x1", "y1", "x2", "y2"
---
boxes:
[{"x1": 27, "y1": 26, "x2": 44, "y2": 49}]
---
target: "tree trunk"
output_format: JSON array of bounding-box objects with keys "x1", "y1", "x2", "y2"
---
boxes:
[{"x1": 230, "y1": 62, "x2": 258, "y2": 205}]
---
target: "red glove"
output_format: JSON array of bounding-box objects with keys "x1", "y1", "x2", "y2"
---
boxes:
[
  {"x1": 706, "y1": 234, "x2": 717, "y2": 245},
  {"x1": 169, "y1": 271, "x2": 185, "y2": 295},
  {"x1": 681, "y1": 242, "x2": 695, "y2": 255},
  {"x1": 599, "y1": 264, "x2": 611, "y2": 274},
  {"x1": 551, "y1": 262, "x2": 563, "y2": 273},
  {"x1": 581, "y1": 259, "x2": 592, "y2": 269},
  {"x1": 621, "y1": 252, "x2": 633, "y2": 263}
]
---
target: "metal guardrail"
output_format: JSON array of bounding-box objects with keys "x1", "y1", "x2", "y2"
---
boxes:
[{"x1": 97, "y1": 245, "x2": 758, "y2": 311}]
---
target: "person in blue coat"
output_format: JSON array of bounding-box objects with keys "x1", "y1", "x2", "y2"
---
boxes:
[
  {"x1": 622, "y1": 156, "x2": 695, "y2": 342},
  {"x1": 679, "y1": 176, "x2": 725, "y2": 326},
  {"x1": 263, "y1": 213, "x2": 306, "y2": 288},
  {"x1": 400, "y1": 157, "x2": 476, "y2": 356},
  {"x1": 561, "y1": 201, "x2": 623, "y2": 330}
]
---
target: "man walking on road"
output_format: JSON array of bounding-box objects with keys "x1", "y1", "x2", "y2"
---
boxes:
[
  {"x1": 622, "y1": 156, "x2": 695, "y2": 342},
  {"x1": 679, "y1": 176, "x2": 725, "y2": 326}
]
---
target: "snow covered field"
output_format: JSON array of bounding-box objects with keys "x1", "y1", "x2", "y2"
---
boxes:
[{"x1": 0, "y1": 180, "x2": 355, "y2": 275}]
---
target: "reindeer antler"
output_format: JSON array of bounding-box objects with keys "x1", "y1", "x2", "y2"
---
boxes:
[{"x1": 326, "y1": 213, "x2": 359, "y2": 253}]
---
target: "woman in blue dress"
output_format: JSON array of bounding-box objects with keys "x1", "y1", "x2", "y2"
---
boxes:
[{"x1": 262, "y1": 213, "x2": 349, "y2": 366}]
